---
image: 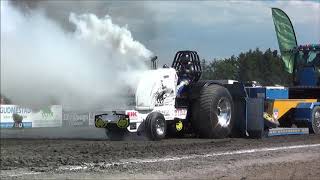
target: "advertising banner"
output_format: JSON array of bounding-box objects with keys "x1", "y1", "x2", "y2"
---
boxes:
[
  {"x1": 89, "y1": 112, "x2": 96, "y2": 126},
  {"x1": 62, "y1": 112, "x2": 97, "y2": 127},
  {"x1": 62, "y1": 112, "x2": 90, "y2": 127},
  {"x1": 0, "y1": 105, "x2": 62, "y2": 128}
]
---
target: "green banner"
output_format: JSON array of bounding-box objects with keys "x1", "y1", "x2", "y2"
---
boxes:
[{"x1": 271, "y1": 8, "x2": 297, "y2": 73}]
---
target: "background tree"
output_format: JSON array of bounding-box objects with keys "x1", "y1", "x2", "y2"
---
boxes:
[
  {"x1": 0, "y1": 94, "x2": 12, "y2": 104},
  {"x1": 201, "y1": 48, "x2": 291, "y2": 86}
]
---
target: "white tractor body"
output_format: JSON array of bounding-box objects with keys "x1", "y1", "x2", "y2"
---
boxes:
[{"x1": 125, "y1": 68, "x2": 187, "y2": 132}]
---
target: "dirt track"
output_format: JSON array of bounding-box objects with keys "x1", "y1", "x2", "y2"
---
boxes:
[{"x1": 1, "y1": 135, "x2": 320, "y2": 179}]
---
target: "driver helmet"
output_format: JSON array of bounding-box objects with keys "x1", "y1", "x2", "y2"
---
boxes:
[{"x1": 181, "y1": 54, "x2": 190, "y2": 65}]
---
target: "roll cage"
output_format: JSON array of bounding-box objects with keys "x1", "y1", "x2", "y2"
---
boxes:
[{"x1": 171, "y1": 50, "x2": 202, "y2": 83}]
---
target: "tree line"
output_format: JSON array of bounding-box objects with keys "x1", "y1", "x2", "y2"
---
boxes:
[{"x1": 201, "y1": 48, "x2": 292, "y2": 86}]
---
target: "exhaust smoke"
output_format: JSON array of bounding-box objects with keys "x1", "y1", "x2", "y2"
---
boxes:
[{"x1": 1, "y1": 1, "x2": 152, "y2": 111}]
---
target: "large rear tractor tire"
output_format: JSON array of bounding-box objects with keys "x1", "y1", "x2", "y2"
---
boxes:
[
  {"x1": 311, "y1": 106, "x2": 320, "y2": 134},
  {"x1": 192, "y1": 84, "x2": 234, "y2": 138},
  {"x1": 145, "y1": 112, "x2": 167, "y2": 141}
]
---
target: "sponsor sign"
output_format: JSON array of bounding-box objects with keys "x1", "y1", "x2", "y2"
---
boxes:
[
  {"x1": 175, "y1": 109, "x2": 187, "y2": 117},
  {"x1": 0, "y1": 122, "x2": 32, "y2": 128},
  {"x1": 0, "y1": 105, "x2": 62, "y2": 128},
  {"x1": 126, "y1": 110, "x2": 138, "y2": 120},
  {"x1": 63, "y1": 112, "x2": 89, "y2": 127},
  {"x1": 89, "y1": 112, "x2": 96, "y2": 126}
]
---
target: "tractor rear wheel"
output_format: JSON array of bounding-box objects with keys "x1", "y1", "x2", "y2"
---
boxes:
[
  {"x1": 192, "y1": 84, "x2": 234, "y2": 138},
  {"x1": 311, "y1": 106, "x2": 320, "y2": 134},
  {"x1": 145, "y1": 112, "x2": 167, "y2": 140}
]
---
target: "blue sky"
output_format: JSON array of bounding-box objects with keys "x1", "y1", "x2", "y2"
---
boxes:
[
  {"x1": 4, "y1": 0, "x2": 320, "y2": 65},
  {"x1": 121, "y1": 1, "x2": 320, "y2": 65}
]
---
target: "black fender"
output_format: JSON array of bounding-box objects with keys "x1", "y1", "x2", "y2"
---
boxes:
[{"x1": 188, "y1": 80, "x2": 247, "y2": 101}]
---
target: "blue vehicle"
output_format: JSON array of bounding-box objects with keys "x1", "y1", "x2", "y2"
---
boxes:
[{"x1": 242, "y1": 8, "x2": 320, "y2": 137}]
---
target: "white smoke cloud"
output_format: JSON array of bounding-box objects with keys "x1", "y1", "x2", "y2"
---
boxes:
[{"x1": 0, "y1": 1, "x2": 152, "y2": 110}]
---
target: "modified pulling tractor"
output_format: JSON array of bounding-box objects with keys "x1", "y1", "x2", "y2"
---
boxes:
[
  {"x1": 94, "y1": 8, "x2": 320, "y2": 140},
  {"x1": 95, "y1": 50, "x2": 241, "y2": 140}
]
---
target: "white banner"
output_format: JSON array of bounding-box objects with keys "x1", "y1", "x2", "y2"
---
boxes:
[
  {"x1": 62, "y1": 112, "x2": 98, "y2": 127},
  {"x1": 0, "y1": 105, "x2": 62, "y2": 128},
  {"x1": 63, "y1": 112, "x2": 89, "y2": 127}
]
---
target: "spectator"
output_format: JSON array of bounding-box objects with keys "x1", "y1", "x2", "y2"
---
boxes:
[
  {"x1": 0, "y1": 97, "x2": 5, "y2": 104},
  {"x1": 0, "y1": 94, "x2": 11, "y2": 104}
]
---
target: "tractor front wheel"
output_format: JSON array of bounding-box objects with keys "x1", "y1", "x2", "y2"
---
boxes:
[
  {"x1": 105, "y1": 127, "x2": 128, "y2": 141},
  {"x1": 145, "y1": 112, "x2": 167, "y2": 140}
]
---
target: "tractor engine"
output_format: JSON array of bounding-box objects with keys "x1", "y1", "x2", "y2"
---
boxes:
[{"x1": 135, "y1": 68, "x2": 178, "y2": 111}]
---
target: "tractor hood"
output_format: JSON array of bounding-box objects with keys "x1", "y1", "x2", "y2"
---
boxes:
[{"x1": 135, "y1": 68, "x2": 177, "y2": 111}]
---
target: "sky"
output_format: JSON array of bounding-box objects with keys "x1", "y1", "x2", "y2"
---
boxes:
[
  {"x1": 143, "y1": 0, "x2": 320, "y2": 64},
  {"x1": 5, "y1": 0, "x2": 320, "y2": 65}
]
